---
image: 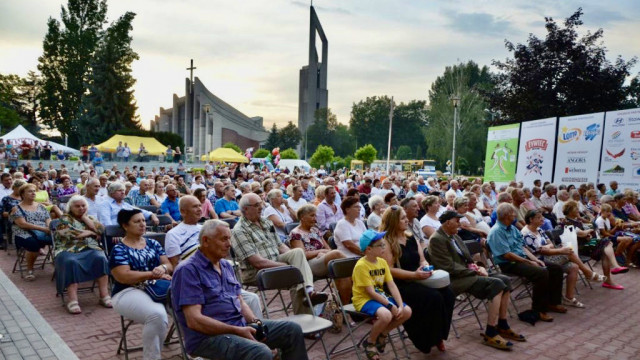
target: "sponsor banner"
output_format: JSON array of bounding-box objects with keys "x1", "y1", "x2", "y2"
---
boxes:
[
  {"x1": 553, "y1": 112, "x2": 604, "y2": 184},
  {"x1": 600, "y1": 108, "x2": 640, "y2": 192},
  {"x1": 484, "y1": 123, "x2": 520, "y2": 183},
  {"x1": 516, "y1": 117, "x2": 557, "y2": 188}
]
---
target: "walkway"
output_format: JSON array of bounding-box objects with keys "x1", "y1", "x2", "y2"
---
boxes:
[{"x1": 1, "y1": 243, "x2": 640, "y2": 359}]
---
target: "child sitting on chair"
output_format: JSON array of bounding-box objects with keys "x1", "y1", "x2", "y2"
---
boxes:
[{"x1": 352, "y1": 229, "x2": 412, "y2": 360}]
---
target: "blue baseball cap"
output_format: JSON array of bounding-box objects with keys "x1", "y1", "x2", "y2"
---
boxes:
[{"x1": 360, "y1": 229, "x2": 387, "y2": 252}]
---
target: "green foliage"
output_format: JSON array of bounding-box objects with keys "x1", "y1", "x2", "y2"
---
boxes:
[
  {"x1": 349, "y1": 97, "x2": 427, "y2": 159},
  {"x1": 304, "y1": 108, "x2": 354, "y2": 158},
  {"x1": 355, "y1": 144, "x2": 377, "y2": 165},
  {"x1": 395, "y1": 145, "x2": 412, "y2": 160},
  {"x1": 77, "y1": 11, "x2": 140, "y2": 145},
  {"x1": 278, "y1": 122, "x2": 301, "y2": 150},
  {"x1": 253, "y1": 148, "x2": 269, "y2": 158},
  {"x1": 265, "y1": 123, "x2": 279, "y2": 150},
  {"x1": 0, "y1": 74, "x2": 24, "y2": 132},
  {"x1": 280, "y1": 148, "x2": 299, "y2": 159},
  {"x1": 426, "y1": 61, "x2": 492, "y2": 174},
  {"x1": 309, "y1": 145, "x2": 334, "y2": 169},
  {"x1": 117, "y1": 128, "x2": 184, "y2": 150},
  {"x1": 489, "y1": 8, "x2": 639, "y2": 123},
  {"x1": 222, "y1": 142, "x2": 242, "y2": 153}
]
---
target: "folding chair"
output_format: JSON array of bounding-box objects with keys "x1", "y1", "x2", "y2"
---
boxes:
[
  {"x1": 140, "y1": 205, "x2": 159, "y2": 214},
  {"x1": 146, "y1": 232, "x2": 167, "y2": 249},
  {"x1": 450, "y1": 293, "x2": 485, "y2": 339},
  {"x1": 285, "y1": 222, "x2": 299, "y2": 235},
  {"x1": 149, "y1": 214, "x2": 174, "y2": 233},
  {"x1": 220, "y1": 218, "x2": 237, "y2": 228},
  {"x1": 104, "y1": 225, "x2": 125, "y2": 256},
  {"x1": 167, "y1": 289, "x2": 211, "y2": 360},
  {"x1": 545, "y1": 228, "x2": 593, "y2": 290},
  {"x1": 12, "y1": 220, "x2": 54, "y2": 277},
  {"x1": 257, "y1": 266, "x2": 334, "y2": 359},
  {"x1": 327, "y1": 258, "x2": 410, "y2": 360}
]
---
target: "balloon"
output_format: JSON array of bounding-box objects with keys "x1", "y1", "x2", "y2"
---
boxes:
[
  {"x1": 274, "y1": 154, "x2": 281, "y2": 165},
  {"x1": 272, "y1": 147, "x2": 280, "y2": 156}
]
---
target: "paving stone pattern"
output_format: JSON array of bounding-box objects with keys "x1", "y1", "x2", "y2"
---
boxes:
[{"x1": 1, "y1": 246, "x2": 640, "y2": 359}]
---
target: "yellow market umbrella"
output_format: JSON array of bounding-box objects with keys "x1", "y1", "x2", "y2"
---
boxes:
[
  {"x1": 96, "y1": 134, "x2": 167, "y2": 156},
  {"x1": 201, "y1": 147, "x2": 248, "y2": 163}
]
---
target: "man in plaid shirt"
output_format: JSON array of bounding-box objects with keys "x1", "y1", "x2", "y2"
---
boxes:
[{"x1": 231, "y1": 193, "x2": 328, "y2": 314}]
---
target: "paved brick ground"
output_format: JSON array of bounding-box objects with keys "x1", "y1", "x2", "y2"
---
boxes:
[{"x1": 1, "y1": 245, "x2": 640, "y2": 360}]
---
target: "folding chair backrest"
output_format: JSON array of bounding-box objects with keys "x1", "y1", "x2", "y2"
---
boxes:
[
  {"x1": 140, "y1": 205, "x2": 159, "y2": 214},
  {"x1": 545, "y1": 228, "x2": 564, "y2": 246},
  {"x1": 59, "y1": 195, "x2": 73, "y2": 204},
  {"x1": 329, "y1": 222, "x2": 337, "y2": 233},
  {"x1": 105, "y1": 225, "x2": 126, "y2": 238},
  {"x1": 221, "y1": 218, "x2": 237, "y2": 228},
  {"x1": 146, "y1": 233, "x2": 166, "y2": 249},
  {"x1": 328, "y1": 257, "x2": 359, "y2": 280},
  {"x1": 285, "y1": 222, "x2": 299, "y2": 235},
  {"x1": 156, "y1": 214, "x2": 173, "y2": 226},
  {"x1": 256, "y1": 266, "x2": 303, "y2": 291}
]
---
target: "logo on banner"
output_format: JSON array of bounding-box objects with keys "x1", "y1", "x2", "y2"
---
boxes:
[
  {"x1": 629, "y1": 117, "x2": 640, "y2": 124},
  {"x1": 631, "y1": 149, "x2": 640, "y2": 161},
  {"x1": 603, "y1": 165, "x2": 625, "y2": 174},
  {"x1": 611, "y1": 131, "x2": 622, "y2": 139},
  {"x1": 606, "y1": 148, "x2": 625, "y2": 159},
  {"x1": 564, "y1": 167, "x2": 586, "y2": 173},
  {"x1": 632, "y1": 131, "x2": 640, "y2": 139},
  {"x1": 525, "y1": 152, "x2": 543, "y2": 175},
  {"x1": 525, "y1": 139, "x2": 548, "y2": 152},
  {"x1": 633, "y1": 166, "x2": 640, "y2": 178},
  {"x1": 559, "y1": 127, "x2": 582, "y2": 143},
  {"x1": 612, "y1": 118, "x2": 625, "y2": 127},
  {"x1": 584, "y1": 123, "x2": 601, "y2": 141},
  {"x1": 567, "y1": 157, "x2": 586, "y2": 163}
]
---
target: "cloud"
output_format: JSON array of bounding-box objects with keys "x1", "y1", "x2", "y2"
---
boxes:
[
  {"x1": 290, "y1": 1, "x2": 352, "y2": 15},
  {"x1": 442, "y1": 10, "x2": 516, "y2": 37}
]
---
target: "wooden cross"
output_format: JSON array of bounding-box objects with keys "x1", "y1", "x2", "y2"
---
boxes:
[{"x1": 186, "y1": 59, "x2": 196, "y2": 93}]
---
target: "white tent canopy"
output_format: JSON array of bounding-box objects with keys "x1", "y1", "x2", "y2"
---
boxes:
[{"x1": 0, "y1": 125, "x2": 80, "y2": 154}]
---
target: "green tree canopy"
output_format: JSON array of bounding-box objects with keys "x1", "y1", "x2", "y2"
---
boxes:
[
  {"x1": 277, "y1": 121, "x2": 301, "y2": 150},
  {"x1": 426, "y1": 61, "x2": 493, "y2": 174},
  {"x1": 222, "y1": 142, "x2": 242, "y2": 153},
  {"x1": 489, "y1": 8, "x2": 639, "y2": 124},
  {"x1": 265, "y1": 123, "x2": 279, "y2": 150},
  {"x1": 309, "y1": 145, "x2": 334, "y2": 169},
  {"x1": 395, "y1": 145, "x2": 412, "y2": 160},
  {"x1": 280, "y1": 148, "x2": 299, "y2": 159},
  {"x1": 355, "y1": 144, "x2": 377, "y2": 165},
  {"x1": 253, "y1": 148, "x2": 269, "y2": 158},
  {"x1": 0, "y1": 74, "x2": 25, "y2": 132}
]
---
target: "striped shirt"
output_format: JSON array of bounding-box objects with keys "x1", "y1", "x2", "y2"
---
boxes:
[{"x1": 165, "y1": 223, "x2": 201, "y2": 260}]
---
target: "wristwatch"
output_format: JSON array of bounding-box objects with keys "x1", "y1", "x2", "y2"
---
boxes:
[{"x1": 385, "y1": 302, "x2": 394, "y2": 310}]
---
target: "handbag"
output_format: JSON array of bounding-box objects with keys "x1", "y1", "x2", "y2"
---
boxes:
[
  {"x1": 141, "y1": 279, "x2": 171, "y2": 303},
  {"x1": 559, "y1": 225, "x2": 579, "y2": 256},
  {"x1": 320, "y1": 292, "x2": 343, "y2": 333},
  {"x1": 414, "y1": 269, "x2": 451, "y2": 288}
]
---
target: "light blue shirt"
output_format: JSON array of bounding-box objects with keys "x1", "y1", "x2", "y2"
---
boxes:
[
  {"x1": 487, "y1": 220, "x2": 526, "y2": 265},
  {"x1": 97, "y1": 196, "x2": 153, "y2": 226}
]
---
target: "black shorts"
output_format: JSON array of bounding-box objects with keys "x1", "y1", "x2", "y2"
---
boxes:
[{"x1": 466, "y1": 274, "x2": 511, "y2": 300}]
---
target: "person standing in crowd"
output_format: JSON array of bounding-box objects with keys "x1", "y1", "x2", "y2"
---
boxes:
[
  {"x1": 122, "y1": 142, "x2": 131, "y2": 162},
  {"x1": 116, "y1": 141, "x2": 124, "y2": 162},
  {"x1": 174, "y1": 146, "x2": 182, "y2": 163},
  {"x1": 165, "y1": 145, "x2": 173, "y2": 163},
  {"x1": 171, "y1": 219, "x2": 308, "y2": 360}
]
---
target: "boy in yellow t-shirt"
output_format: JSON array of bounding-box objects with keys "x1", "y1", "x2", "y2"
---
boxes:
[{"x1": 352, "y1": 229, "x2": 412, "y2": 359}]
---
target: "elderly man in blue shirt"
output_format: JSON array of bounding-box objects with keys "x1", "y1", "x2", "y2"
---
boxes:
[
  {"x1": 96, "y1": 182, "x2": 159, "y2": 226},
  {"x1": 171, "y1": 219, "x2": 307, "y2": 360},
  {"x1": 487, "y1": 203, "x2": 566, "y2": 322}
]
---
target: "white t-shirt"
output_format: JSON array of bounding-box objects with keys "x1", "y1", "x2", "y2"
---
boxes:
[
  {"x1": 595, "y1": 216, "x2": 611, "y2": 237},
  {"x1": 262, "y1": 204, "x2": 293, "y2": 240},
  {"x1": 420, "y1": 215, "x2": 441, "y2": 233},
  {"x1": 165, "y1": 223, "x2": 202, "y2": 259},
  {"x1": 366, "y1": 212, "x2": 382, "y2": 230},
  {"x1": 333, "y1": 218, "x2": 366, "y2": 258},
  {"x1": 552, "y1": 200, "x2": 565, "y2": 220},
  {"x1": 287, "y1": 197, "x2": 307, "y2": 213},
  {"x1": 191, "y1": 183, "x2": 206, "y2": 191}
]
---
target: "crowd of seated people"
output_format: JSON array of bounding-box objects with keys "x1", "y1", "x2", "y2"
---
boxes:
[{"x1": 3, "y1": 157, "x2": 640, "y2": 359}]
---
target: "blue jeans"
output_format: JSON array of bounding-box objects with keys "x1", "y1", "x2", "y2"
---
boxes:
[{"x1": 191, "y1": 320, "x2": 307, "y2": 360}]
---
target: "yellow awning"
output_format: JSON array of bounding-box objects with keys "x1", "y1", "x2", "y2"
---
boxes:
[
  {"x1": 200, "y1": 147, "x2": 248, "y2": 163},
  {"x1": 96, "y1": 135, "x2": 167, "y2": 156}
]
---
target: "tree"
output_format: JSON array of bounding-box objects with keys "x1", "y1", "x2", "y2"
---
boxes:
[
  {"x1": 265, "y1": 123, "x2": 279, "y2": 150},
  {"x1": 277, "y1": 121, "x2": 301, "y2": 150},
  {"x1": 222, "y1": 142, "x2": 242, "y2": 153},
  {"x1": 0, "y1": 74, "x2": 25, "y2": 132},
  {"x1": 309, "y1": 145, "x2": 334, "y2": 169},
  {"x1": 489, "y1": 8, "x2": 639, "y2": 124},
  {"x1": 426, "y1": 61, "x2": 493, "y2": 173},
  {"x1": 38, "y1": 0, "x2": 108, "y2": 143},
  {"x1": 253, "y1": 148, "x2": 269, "y2": 158},
  {"x1": 395, "y1": 145, "x2": 412, "y2": 160},
  {"x1": 280, "y1": 148, "x2": 298, "y2": 159},
  {"x1": 355, "y1": 144, "x2": 377, "y2": 165},
  {"x1": 17, "y1": 71, "x2": 42, "y2": 133},
  {"x1": 77, "y1": 11, "x2": 140, "y2": 144}
]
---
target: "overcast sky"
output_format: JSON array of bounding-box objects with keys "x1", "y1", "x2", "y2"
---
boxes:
[{"x1": 1, "y1": 0, "x2": 639, "y2": 130}]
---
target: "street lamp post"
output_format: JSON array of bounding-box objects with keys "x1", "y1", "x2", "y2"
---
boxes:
[{"x1": 450, "y1": 95, "x2": 460, "y2": 177}]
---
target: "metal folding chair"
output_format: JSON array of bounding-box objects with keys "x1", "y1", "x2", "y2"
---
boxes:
[
  {"x1": 257, "y1": 266, "x2": 334, "y2": 359},
  {"x1": 285, "y1": 222, "x2": 299, "y2": 235}
]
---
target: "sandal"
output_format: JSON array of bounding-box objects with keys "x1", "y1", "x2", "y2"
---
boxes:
[
  {"x1": 498, "y1": 328, "x2": 527, "y2": 342},
  {"x1": 590, "y1": 272, "x2": 606, "y2": 282},
  {"x1": 66, "y1": 301, "x2": 82, "y2": 314},
  {"x1": 374, "y1": 333, "x2": 388, "y2": 353},
  {"x1": 24, "y1": 271, "x2": 35, "y2": 282},
  {"x1": 99, "y1": 296, "x2": 113, "y2": 308},
  {"x1": 362, "y1": 340, "x2": 380, "y2": 360},
  {"x1": 562, "y1": 296, "x2": 585, "y2": 308},
  {"x1": 481, "y1": 333, "x2": 513, "y2": 350}
]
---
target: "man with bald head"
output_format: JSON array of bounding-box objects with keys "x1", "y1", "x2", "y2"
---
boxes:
[
  {"x1": 231, "y1": 193, "x2": 327, "y2": 314},
  {"x1": 166, "y1": 196, "x2": 262, "y2": 317},
  {"x1": 83, "y1": 178, "x2": 103, "y2": 218}
]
